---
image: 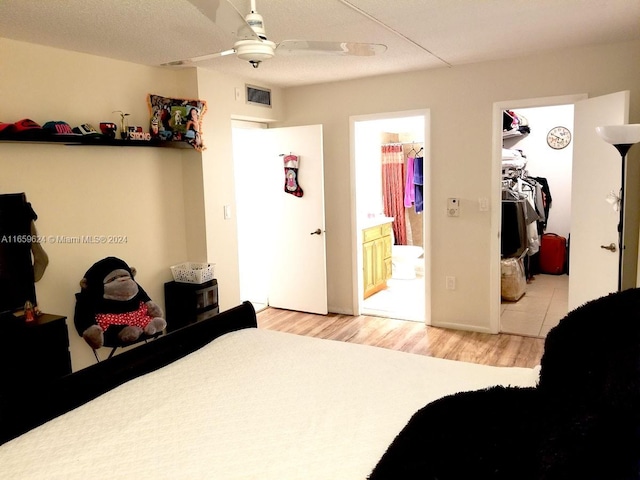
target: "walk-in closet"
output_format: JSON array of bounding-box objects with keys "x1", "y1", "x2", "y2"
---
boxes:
[{"x1": 500, "y1": 105, "x2": 574, "y2": 338}]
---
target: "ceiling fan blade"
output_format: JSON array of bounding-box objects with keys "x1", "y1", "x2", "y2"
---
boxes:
[
  {"x1": 161, "y1": 49, "x2": 236, "y2": 67},
  {"x1": 276, "y1": 40, "x2": 387, "y2": 56},
  {"x1": 187, "y1": 0, "x2": 259, "y2": 40}
]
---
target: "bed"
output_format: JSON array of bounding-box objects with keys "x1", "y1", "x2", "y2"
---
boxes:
[{"x1": 0, "y1": 302, "x2": 539, "y2": 479}]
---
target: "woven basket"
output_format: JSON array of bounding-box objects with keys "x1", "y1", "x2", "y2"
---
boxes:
[{"x1": 170, "y1": 262, "x2": 215, "y2": 284}]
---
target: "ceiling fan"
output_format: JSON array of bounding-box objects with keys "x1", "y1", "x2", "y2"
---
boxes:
[{"x1": 164, "y1": 0, "x2": 387, "y2": 68}]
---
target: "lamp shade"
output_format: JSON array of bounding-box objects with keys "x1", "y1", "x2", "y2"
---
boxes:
[{"x1": 595, "y1": 124, "x2": 640, "y2": 145}]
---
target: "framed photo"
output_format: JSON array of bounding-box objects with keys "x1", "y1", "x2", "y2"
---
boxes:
[{"x1": 148, "y1": 94, "x2": 207, "y2": 151}]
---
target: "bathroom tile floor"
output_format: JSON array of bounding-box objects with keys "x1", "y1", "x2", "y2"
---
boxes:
[
  {"x1": 362, "y1": 276, "x2": 425, "y2": 322},
  {"x1": 500, "y1": 274, "x2": 569, "y2": 338}
]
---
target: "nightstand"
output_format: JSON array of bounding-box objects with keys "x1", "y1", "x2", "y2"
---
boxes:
[
  {"x1": 0, "y1": 313, "x2": 71, "y2": 392},
  {"x1": 164, "y1": 279, "x2": 219, "y2": 332}
]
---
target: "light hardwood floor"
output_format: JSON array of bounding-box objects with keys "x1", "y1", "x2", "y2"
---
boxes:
[{"x1": 257, "y1": 308, "x2": 545, "y2": 369}]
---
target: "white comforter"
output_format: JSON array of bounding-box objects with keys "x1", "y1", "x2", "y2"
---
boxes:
[{"x1": 1, "y1": 328, "x2": 538, "y2": 480}]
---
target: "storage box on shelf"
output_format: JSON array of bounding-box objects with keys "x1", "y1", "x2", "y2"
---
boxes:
[{"x1": 170, "y1": 262, "x2": 215, "y2": 284}]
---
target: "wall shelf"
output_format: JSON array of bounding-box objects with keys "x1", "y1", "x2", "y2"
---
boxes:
[{"x1": 0, "y1": 135, "x2": 193, "y2": 149}]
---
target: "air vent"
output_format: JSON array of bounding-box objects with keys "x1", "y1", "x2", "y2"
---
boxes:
[{"x1": 246, "y1": 84, "x2": 272, "y2": 107}]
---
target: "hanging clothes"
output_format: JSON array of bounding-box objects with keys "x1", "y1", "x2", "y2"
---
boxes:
[
  {"x1": 0, "y1": 193, "x2": 43, "y2": 313},
  {"x1": 382, "y1": 144, "x2": 407, "y2": 245},
  {"x1": 413, "y1": 156, "x2": 424, "y2": 214},
  {"x1": 532, "y1": 176, "x2": 552, "y2": 232},
  {"x1": 404, "y1": 156, "x2": 415, "y2": 208},
  {"x1": 501, "y1": 196, "x2": 528, "y2": 258}
]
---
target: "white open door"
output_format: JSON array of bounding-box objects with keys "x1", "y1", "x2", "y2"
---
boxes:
[
  {"x1": 569, "y1": 91, "x2": 630, "y2": 309},
  {"x1": 233, "y1": 124, "x2": 328, "y2": 315},
  {"x1": 268, "y1": 125, "x2": 327, "y2": 314}
]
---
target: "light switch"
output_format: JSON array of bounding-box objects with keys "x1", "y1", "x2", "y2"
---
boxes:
[{"x1": 224, "y1": 205, "x2": 231, "y2": 219}]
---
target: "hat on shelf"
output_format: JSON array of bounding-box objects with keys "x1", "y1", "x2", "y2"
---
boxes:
[
  {"x1": 72, "y1": 123, "x2": 106, "y2": 138},
  {"x1": 0, "y1": 122, "x2": 15, "y2": 138},
  {"x1": 11, "y1": 118, "x2": 45, "y2": 139},
  {"x1": 42, "y1": 120, "x2": 80, "y2": 136}
]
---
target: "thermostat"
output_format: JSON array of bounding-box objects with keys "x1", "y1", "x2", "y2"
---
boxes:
[{"x1": 447, "y1": 198, "x2": 460, "y2": 217}]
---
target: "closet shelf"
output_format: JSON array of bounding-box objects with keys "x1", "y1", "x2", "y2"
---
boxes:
[{"x1": 502, "y1": 129, "x2": 527, "y2": 139}]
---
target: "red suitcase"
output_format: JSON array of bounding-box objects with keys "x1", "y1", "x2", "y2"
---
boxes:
[{"x1": 539, "y1": 233, "x2": 567, "y2": 275}]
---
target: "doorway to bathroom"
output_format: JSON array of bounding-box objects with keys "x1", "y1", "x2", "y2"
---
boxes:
[{"x1": 350, "y1": 110, "x2": 431, "y2": 323}]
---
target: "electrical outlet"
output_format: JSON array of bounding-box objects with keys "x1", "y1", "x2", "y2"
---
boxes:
[
  {"x1": 446, "y1": 276, "x2": 456, "y2": 290},
  {"x1": 479, "y1": 197, "x2": 489, "y2": 211}
]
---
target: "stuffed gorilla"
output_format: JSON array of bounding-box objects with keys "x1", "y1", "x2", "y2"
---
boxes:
[{"x1": 74, "y1": 257, "x2": 166, "y2": 350}]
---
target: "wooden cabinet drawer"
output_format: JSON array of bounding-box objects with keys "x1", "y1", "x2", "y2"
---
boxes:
[
  {"x1": 363, "y1": 222, "x2": 393, "y2": 243},
  {"x1": 363, "y1": 225, "x2": 383, "y2": 243}
]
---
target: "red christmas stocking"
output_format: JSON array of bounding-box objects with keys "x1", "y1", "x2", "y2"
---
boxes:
[{"x1": 283, "y1": 154, "x2": 303, "y2": 197}]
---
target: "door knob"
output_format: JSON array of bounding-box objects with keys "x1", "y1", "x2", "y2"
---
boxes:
[
  {"x1": 600, "y1": 243, "x2": 617, "y2": 252},
  {"x1": 310, "y1": 228, "x2": 322, "y2": 235}
]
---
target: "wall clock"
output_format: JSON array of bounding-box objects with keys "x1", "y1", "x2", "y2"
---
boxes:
[{"x1": 547, "y1": 126, "x2": 572, "y2": 150}]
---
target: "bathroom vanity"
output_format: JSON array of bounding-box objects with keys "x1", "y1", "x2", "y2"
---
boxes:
[{"x1": 362, "y1": 218, "x2": 393, "y2": 299}]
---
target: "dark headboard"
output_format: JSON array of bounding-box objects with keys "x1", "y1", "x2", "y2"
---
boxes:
[{"x1": 0, "y1": 301, "x2": 257, "y2": 445}]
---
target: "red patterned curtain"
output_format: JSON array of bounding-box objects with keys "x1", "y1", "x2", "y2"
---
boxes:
[{"x1": 382, "y1": 144, "x2": 406, "y2": 245}]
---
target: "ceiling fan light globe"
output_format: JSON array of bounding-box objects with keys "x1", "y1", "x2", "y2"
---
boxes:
[{"x1": 235, "y1": 39, "x2": 275, "y2": 64}]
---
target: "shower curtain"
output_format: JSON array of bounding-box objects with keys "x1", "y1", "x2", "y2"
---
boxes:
[{"x1": 382, "y1": 144, "x2": 407, "y2": 245}]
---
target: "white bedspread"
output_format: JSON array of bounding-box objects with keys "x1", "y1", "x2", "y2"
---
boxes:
[{"x1": 1, "y1": 328, "x2": 538, "y2": 480}]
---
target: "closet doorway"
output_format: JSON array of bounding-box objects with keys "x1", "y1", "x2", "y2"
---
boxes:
[
  {"x1": 350, "y1": 110, "x2": 431, "y2": 324},
  {"x1": 494, "y1": 91, "x2": 635, "y2": 337},
  {"x1": 499, "y1": 103, "x2": 574, "y2": 338}
]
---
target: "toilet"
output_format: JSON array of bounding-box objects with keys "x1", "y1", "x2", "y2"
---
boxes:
[{"x1": 391, "y1": 244, "x2": 424, "y2": 280}]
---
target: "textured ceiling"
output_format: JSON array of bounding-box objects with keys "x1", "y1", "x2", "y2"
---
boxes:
[{"x1": 0, "y1": 0, "x2": 638, "y2": 88}]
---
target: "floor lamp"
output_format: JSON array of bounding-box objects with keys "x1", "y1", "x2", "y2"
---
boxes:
[{"x1": 595, "y1": 124, "x2": 640, "y2": 291}]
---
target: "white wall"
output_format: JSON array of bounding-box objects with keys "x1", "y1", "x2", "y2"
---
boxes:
[
  {"x1": 278, "y1": 39, "x2": 640, "y2": 332},
  {"x1": 355, "y1": 122, "x2": 385, "y2": 219}
]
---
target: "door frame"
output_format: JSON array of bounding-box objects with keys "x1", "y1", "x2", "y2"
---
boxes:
[
  {"x1": 232, "y1": 120, "x2": 270, "y2": 309},
  {"x1": 490, "y1": 93, "x2": 587, "y2": 333},
  {"x1": 349, "y1": 109, "x2": 432, "y2": 324}
]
